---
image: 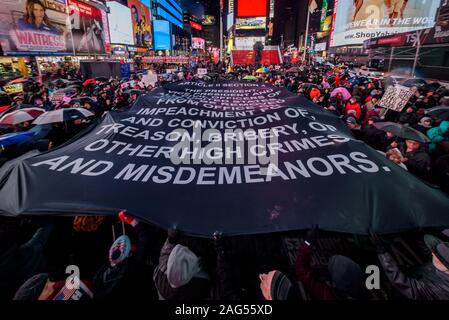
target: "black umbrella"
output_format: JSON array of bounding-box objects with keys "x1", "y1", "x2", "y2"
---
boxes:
[
  {"x1": 373, "y1": 122, "x2": 430, "y2": 143},
  {"x1": 423, "y1": 82, "x2": 441, "y2": 91},
  {"x1": 301, "y1": 83, "x2": 319, "y2": 90},
  {"x1": 425, "y1": 106, "x2": 449, "y2": 121},
  {"x1": 95, "y1": 76, "x2": 109, "y2": 82},
  {"x1": 402, "y1": 78, "x2": 428, "y2": 88},
  {"x1": 69, "y1": 97, "x2": 97, "y2": 108}
]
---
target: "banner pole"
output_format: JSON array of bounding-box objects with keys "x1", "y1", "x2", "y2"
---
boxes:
[{"x1": 303, "y1": 8, "x2": 310, "y2": 62}]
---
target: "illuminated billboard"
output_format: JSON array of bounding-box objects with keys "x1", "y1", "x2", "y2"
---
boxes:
[
  {"x1": 192, "y1": 37, "x2": 205, "y2": 50},
  {"x1": 202, "y1": 15, "x2": 216, "y2": 25},
  {"x1": 330, "y1": 0, "x2": 440, "y2": 47},
  {"x1": 0, "y1": 0, "x2": 71, "y2": 55},
  {"x1": 237, "y1": 0, "x2": 267, "y2": 18},
  {"x1": 128, "y1": 0, "x2": 152, "y2": 48},
  {"x1": 236, "y1": 17, "x2": 266, "y2": 30},
  {"x1": 68, "y1": 0, "x2": 109, "y2": 55},
  {"x1": 153, "y1": 19, "x2": 171, "y2": 50},
  {"x1": 108, "y1": 1, "x2": 135, "y2": 45}
]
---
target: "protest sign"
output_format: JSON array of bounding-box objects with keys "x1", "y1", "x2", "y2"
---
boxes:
[
  {"x1": 378, "y1": 85, "x2": 415, "y2": 112},
  {"x1": 1, "y1": 81, "x2": 449, "y2": 236}
]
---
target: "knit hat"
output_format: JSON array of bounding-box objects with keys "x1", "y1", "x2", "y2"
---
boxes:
[
  {"x1": 419, "y1": 117, "x2": 432, "y2": 127},
  {"x1": 424, "y1": 235, "x2": 449, "y2": 269},
  {"x1": 109, "y1": 235, "x2": 131, "y2": 267},
  {"x1": 166, "y1": 244, "x2": 208, "y2": 288},
  {"x1": 328, "y1": 255, "x2": 364, "y2": 299},
  {"x1": 346, "y1": 116, "x2": 357, "y2": 125},
  {"x1": 270, "y1": 271, "x2": 294, "y2": 300}
]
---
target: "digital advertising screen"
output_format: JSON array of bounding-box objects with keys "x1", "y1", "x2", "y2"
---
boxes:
[
  {"x1": 0, "y1": 0, "x2": 71, "y2": 55},
  {"x1": 235, "y1": 17, "x2": 266, "y2": 30},
  {"x1": 202, "y1": 15, "x2": 216, "y2": 25},
  {"x1": 192, "y1": 37, "x2": 205, "y2": 50},
  {"x1": 128, "y1": 0, "x2": 152, "y2": 48},
  {"x1": 153, "y1": 19, "x2": 171, "y2": 50},
  {"x1": 108, "y1": 1, "x2": 135, "y2": 45},
  {"x1": 330, "y1": 0, "x2": 440, "y2": 47},
  {"x1": 68, "y1": 0, "x2": 108, "y2": 55},
  {"x1": 237, "y1": 0, "x2": 267, "y2": 18}
]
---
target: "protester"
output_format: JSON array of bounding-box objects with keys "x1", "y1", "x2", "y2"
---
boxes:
[
  {"x1": 370, "y1": 231, "x2": 449, "y2": 300},
  {"x1": 427, "y1": 121, "x2": 449, "y2": 156},
  {"x1": 0, "y1": 218, "x2": 54, "y2": 300},
  {"x1": 295, "y1": 228, "x2": 366, "y2": 300},
  {"x1": 93, "y1": 212, "x2": 155, "y2": 300},
  {"x1": 153, "y1": 228, "x2": 211, "y2": 300}
]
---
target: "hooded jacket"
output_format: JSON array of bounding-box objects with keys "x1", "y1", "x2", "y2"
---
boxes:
[
  {"x1": 378, "y1": 252, "x2": 449, "y2": 300},
  {"x1": 427, "y1": 121, "x2": 449, "y2": 154},
  {"x1": 0, "y1": 224, "x2": 53, "y2": 300},
  {"x1": 153, "y1": 240, "x2": 211, "y2": 300}
]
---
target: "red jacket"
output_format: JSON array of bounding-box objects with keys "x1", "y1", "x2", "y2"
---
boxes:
[
  {"x1": 344, "y1": 102, "x2": 362, "y2": 119},
  {"x1": 335, "y1": 75, "x2": 341, "y2": 87},
  {"x1": 296, "y1": 243, "x2": 336, "y2": 300}
]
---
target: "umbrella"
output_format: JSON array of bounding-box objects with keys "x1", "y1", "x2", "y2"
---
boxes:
[
  {"x1": 243, "y1": 75, "x2": 257, "y2": 81},
  {"x1": 95, "y1": 76, "x2": 109, "y2": 82},
  {"x1": 69, "y1": 97, "x2": 97, "y2": 108},
  {"x1": 50, "y1": 87, "x2": 79, "y2": 103},
  {"x1": 301, "y1": 83, "x2": 319, "y2": 90},
  {"x1": 286, "y1": 67, "x2": 300, "y2": 73},
  {"x1": 331, "y1": 87, "x2": 351, "y2": 101},
  {"x1": 402, "y1": 78, "x2": 427, "y2": 88},
  {"x1": 425, "y1": 106, "x2": 449, "y2": 121},
  {"x1": 6, "y1": 77, "x2": 31, "y2": 85},
  {"x1": 0, "y1": 108, "x2": 44, "y2": 125},
  {"x1": 33, "y1": 108, "x2": 94, "y2": 125},
  {"x1": 264, "y1": 67, "x2": 270, "y2": 73},
  {"x1": 83, "y1": 79, "x2": 97, "y2": 87},
  {"x1": 256, "y1": 67, "x2": 266, "y2": 73},
  {"x1": 0, "y1": 131, "x2": 35, "y2": 148},
  {"x1": 373, "y1": 122, "x2": 430, "y2": 143}
]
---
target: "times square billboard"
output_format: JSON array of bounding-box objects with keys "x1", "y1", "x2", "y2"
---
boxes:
[
  {"x1": 0, "y1": 0, "x2": 110, "y2": 55},
  {"x1": 330, "y1": 0, "x2": 440, "y2": 47}
]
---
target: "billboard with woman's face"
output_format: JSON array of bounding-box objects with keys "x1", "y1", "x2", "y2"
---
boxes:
[
  {"x1": 127, "y1": 0, "x2": 152, "y2": 48},
  {"x1": 0, "y1": 0, "x2": 72, "y2": 55}
]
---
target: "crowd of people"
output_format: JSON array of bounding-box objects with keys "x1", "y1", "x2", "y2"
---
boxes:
[{"x1": 1, "y1": 60, "x2": 449, "y2": 301}]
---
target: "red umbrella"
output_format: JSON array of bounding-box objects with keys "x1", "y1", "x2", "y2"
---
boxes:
[
  {"x1": 82, "y1": 79, "x2": 97, "y2": 87},
  {"x1": 0, "y1": 108, "x2": 44, "y2": 125},
  {"x1": 19, "y1": 107, "x2": 46, "y2": 118}
]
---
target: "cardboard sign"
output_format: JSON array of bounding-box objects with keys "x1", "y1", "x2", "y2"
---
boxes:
[{"x1": 378, "y1": 85, "x2": 414, "y2": 112}]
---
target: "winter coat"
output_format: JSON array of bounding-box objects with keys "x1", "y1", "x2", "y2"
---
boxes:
[
  {"x1": 153, "y1": 240, "x2": 211, "y2": 300},
  {"x1": 295, "y1": 243, "x2": 336, "y2": 300},
  {"x1": 403, "y1": 148, "x2": 432, "y2": 180},
  {"x1": 378, "y1": 252, "x2": 449, "y2": 300},
  {"x1": 427, "y1": 121, "x2": 449, "y2": 155},
  {"x1": 0, "y1": 224, "x2": 53, "y2": 300},
  {"x1": 344, "y1": 102, "x2": 362, "y2": 119}
]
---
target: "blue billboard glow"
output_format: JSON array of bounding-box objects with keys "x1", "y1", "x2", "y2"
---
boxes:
[
  {"x1": 157, "y1": 7, "x2": 183, "y2": 28},
  {"x1": 158, "y1": 0, "x2": 183, "y2": 21},
  {"x1": 154, "y1": 20, "x2": 171, "y2": 50}
]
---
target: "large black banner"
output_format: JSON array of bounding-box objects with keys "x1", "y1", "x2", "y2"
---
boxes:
[{"x1": 1, "y1": 81, "x2": 449, "y2": 236}]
